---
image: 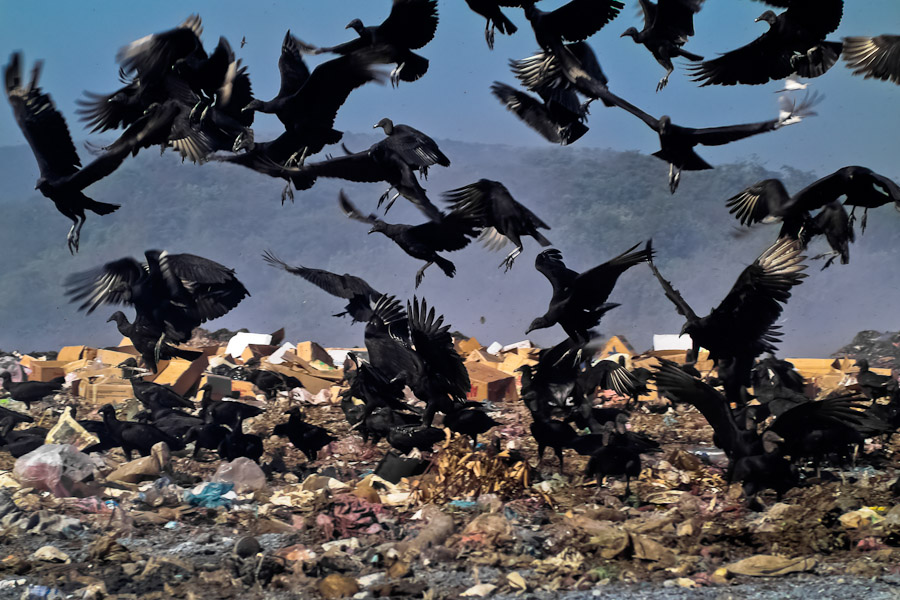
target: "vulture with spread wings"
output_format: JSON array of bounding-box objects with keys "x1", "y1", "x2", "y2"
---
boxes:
[
  {"x1": 528, "y1": 242, "x2": 653, "y2": 343},
  {"x1": 621, "y1": 0, "x2": 705, "y2": 91},
  {"x1": 339, "y1": 191, "x2": 481, "y2": 287},
  {"x1": 603, "y1": 88, "x2": 819, "y2": 192},
  {"x1": 442, "y1": 179, "x2": 551, "y2": 270},
  {"x1": 5, "y1": 53, "x2": 129, "y2": 253},
  {"x1": 843, "y1": 35, "x2": 900, "y2": 85},
  {"x1": 689, "y1": 0, "x2": 843, "y2": 86},
  {"x1": 314, "y1": 0, "x2": 439, "y2": 87},
  {"x1": 648, "y1": 239, "x2": 807, "y2": 400},
  {"x1": 262, "y1": 251, "x2": 383, "y2": 323},
  {"x1": 65, "y1": 251, "x2": 249, "y2": 360}
]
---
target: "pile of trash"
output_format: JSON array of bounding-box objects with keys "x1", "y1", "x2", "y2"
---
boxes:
[
  {"x1": 833, "y1": 329, "x2": 900, "y2": 371},
  {"x1": 1, "y1": 332, "x2": 900, "y2": 599}
]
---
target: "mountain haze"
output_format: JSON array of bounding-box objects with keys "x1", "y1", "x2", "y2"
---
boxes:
[{"x1": 1, "y1": 136, "x2": 897, "y2": 357}]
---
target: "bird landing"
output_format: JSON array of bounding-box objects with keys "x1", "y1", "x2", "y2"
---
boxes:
[{"x1": 777, "y1": 91, "x2": 822, "y2": 128}]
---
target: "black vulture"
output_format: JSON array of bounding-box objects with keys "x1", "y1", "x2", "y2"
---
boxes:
[
  {"x1": 199, "y1": 384, "x2": 264, "y2": 430},
  {"x1": 493, "y1": 41, "x2": 609, "y2": 144},
  {"x1": 373, "y1": 118, "x2": 450, "y2": 181},
  {"x1": 184, "y1": 421, "x2": 229, "y2": 460},
  {"x1": 0, "y1": 403, "x2": 33, "y2": 426},
  {"x1": 241, "y1": 37, "x2": 384, "y2": 165},
  {"x1": 689, "y1": 0, "x2": 843, "y2": 86},
  {"x1": 218, "y1": 429, "x2": 264, "y2": 463},
  {"x1": 362, "y1": 296, "x2": 470, "y2": 427},
  {"x1": 442, "y1": 179, "x2": 551, "y2": 270},
  {"x1": 339, "y1": 191, "x2": 481, "y2": 287},
  {"x1": 843, "y1": 35, "x2": 900, "y2": 84},
  {"x1": 727, "y1": 166, "x2": 900, "y2": 227},
  {"x1": 363, "y1": 407, "x2": 421, "y2": 445},
  {"x1": 527, "y1": 242, "x2": 652, "y2": 343},
  {"x1": 131, "y1": 379, "x2": 195, "y2": 410},
  {"x1": 518, "y1": 337, "x2": 588, "y2": 420},
  {"x1": 443, "y1": 407, "x2": 500, "y2": 447},
  {"x1": 65, "y1": 250, "x2": 249, "y2": 358},
  {"x1": 648, "y1": 238, "x2": 807, "y2": 402},
  {"x1": 4, "y1": 53, "x2": 134, "y2": 253},
  {"x1": 315, "y1": 0, "x2": 439, "y2": 87},
  {"x1": 386, "y1": 423, "x2": 445, "y2": 454},
  {"x1": 854, "y1": 359, "x2": 898, "y2": 401},
  {"x1": 654, "y1": 359, "x2": 866, "y2": 503},
  {"x1": 98, "y1": 404, "x2": 186, "y2": 460},
  {"x1": 463, "y1": 0, "x2": 520, "y2": 49},
  {"x1": 518, "y1": 0, "x2": 623, "y2": 97},
  {"x1": 583, "y1": 417, "x2": 659, "y2": 496},
  {"x1": 491, "y1": 81, "x2": 589, "y2": 145},
  {"x1": 275, "y1": 140, "x2": 444, "y2": 221},
  {"x1": 726, "y1": 179, "x2": 855, "y2": 267},
  {"x1": 0, "y1": 418, "x2": 45, "y2": 458},
  {"x1": 529, "y1": 416, "x2": 577, "y2": 472},
  {"x1": 602, "y1": 88, "x2": 819, "y2": 192},
  {"x1": 0, "y1": 372, "x2": 63, "y2": 409},
  {"x1": 579, "y1": 358, "x2": 636, "y2": 399},
  {"x1": 262, "y1": 251, "x2": 383, "y2": 323},
  {"x1": 107, "y1": 311, "x2": 202, "y2": 373},
  {"x1": 621, "y1": 0, "x2": 705, "y2": 91},
  {"x1": 272, "y1": 407, "x2": 336, "y2": 462}
]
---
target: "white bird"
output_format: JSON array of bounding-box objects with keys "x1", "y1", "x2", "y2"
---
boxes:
[{"x1": 775, "y1": 75, "x2": 808, "y2": 93}]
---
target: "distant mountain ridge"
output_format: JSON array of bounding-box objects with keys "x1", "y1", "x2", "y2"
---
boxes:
[{"x1": 2, "y1": 136, "x2": 897, "y2": 358}]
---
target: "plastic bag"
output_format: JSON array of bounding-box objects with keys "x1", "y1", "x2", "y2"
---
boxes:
[
  {"x1": 13, "y1": 444, "x2": 99, "y2": 498},
  {"x1": 184, "y1": 482, "x2": 235, "y2": 508},
  {"x1": 212, "y1": 457, "x2": 267, "y2": 492},
  {"x1": 45, "y1": 407, "x2": 99, "y2": 451}
]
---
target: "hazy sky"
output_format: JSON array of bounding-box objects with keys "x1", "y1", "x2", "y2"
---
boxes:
[{"x1": 1, "y1": 0, "x2": 898, "y2": 179}]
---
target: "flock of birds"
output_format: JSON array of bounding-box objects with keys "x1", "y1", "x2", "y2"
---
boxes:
[{"x1": 4, "y1": 0, "x2": 900, "y2": 507}]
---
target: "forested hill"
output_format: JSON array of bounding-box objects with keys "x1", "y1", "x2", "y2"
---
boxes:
[{"x1": 1, "y1": 135, "x2": 898, "y2": 357}]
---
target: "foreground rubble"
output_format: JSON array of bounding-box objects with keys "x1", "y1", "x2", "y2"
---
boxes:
[{"x1": 2, "y1": 335, "x2": 900, "y2": 599}]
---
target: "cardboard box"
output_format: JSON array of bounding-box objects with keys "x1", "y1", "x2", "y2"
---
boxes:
[
  {"x1": 149, "y1": 355, "x2": 209, "y2": 396},
  {"x1": 295, "y1": 341, "x2": 335, "y2": 367},
  {"x1": 599, "y1": 335, "x2": 637, "y2": 358},
  {"x1": 82, "y1": 378, "x2": 135, "y2": 405},
  {"x1": 278, "y1": 353, "x2": 344, "y2": 382},
  {"x1": 96, "y1": 348, "x2": 139, "y2": 365},
  {"x1": 455, "y1": 337, "x2": 482, "y2": 356},
  {"x1": 495, "y1": 352, "x2": 539, "y2": 376},
  {"x1": 58, "y1": 345, "x2": 98, "y2": 363},
  {"x1": 27, "y1": 361, "x2": 69, "y2": 382},
  {"x1": 261, "y1": 362, "x2": 335, "y2": 395},
  {"x1": 467, "y1": 349, "x2": 501, "y2": 365},
  {"x1": 465, "y1": 362, "x2": 517, "y2": 402}
]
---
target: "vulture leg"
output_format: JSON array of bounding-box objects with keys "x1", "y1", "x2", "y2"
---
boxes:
[
  {"x1": 377, "y1": 187, "x2": 394, "y2": 209},
  {"x1": 861, "y1": 208, "x2": 869, "y2": 233},
  {"x1": 154, "y1": 332, "x2": 167, "y2": 365},
  {"x1": 499, "y1": 246, "x2": 522, "y2": 272},
  {"x1": 281, "y1": 182, "x2": 294, "y2": 205},
  {"x1": 668, "y1": 164, "x2": 682, "y2": 194},
  {"x1": 66, "y1": 216, "x2": 84, "y2": 255},
  {"x1": 390, "y1": 63, "x2": 405, "y2": 88},
  {"x1": 415, "y1": 262, "x2": 433, "y2": 288},
  {"x1": 383, "y1": 192, "x2": 402, "y2": 214},
  {"x1": 485, "y1": 21, "x2": 495, "y2": 51},
  {"x1": 657, "y1": 68, "x2": 673, "y2": 93}
]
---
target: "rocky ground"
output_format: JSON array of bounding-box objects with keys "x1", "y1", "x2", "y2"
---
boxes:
[{"x1": 3, "y1": 391, "x2": 900, "y2": 600}]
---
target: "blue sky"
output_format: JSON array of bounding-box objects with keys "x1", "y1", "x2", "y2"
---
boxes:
[{"x1": 1, "y1": 0, "x2": 898, "y2": 179}]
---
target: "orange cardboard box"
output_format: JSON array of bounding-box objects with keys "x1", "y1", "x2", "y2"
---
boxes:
[
  {"x1": 295, "y1": 341, "x2": 335, "y2": 367},
  {"x1": 27, "y1": 360, "x2": 69, "y2": 382}
]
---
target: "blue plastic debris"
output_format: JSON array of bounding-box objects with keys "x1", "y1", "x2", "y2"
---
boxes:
[{"x1": 183, "y1": 482, "x2": 235, "y2": 508}]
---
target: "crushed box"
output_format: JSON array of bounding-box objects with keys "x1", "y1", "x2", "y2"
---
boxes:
[{"x1": 465, "y1": 362, "x2": 517, "y2": 403}]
